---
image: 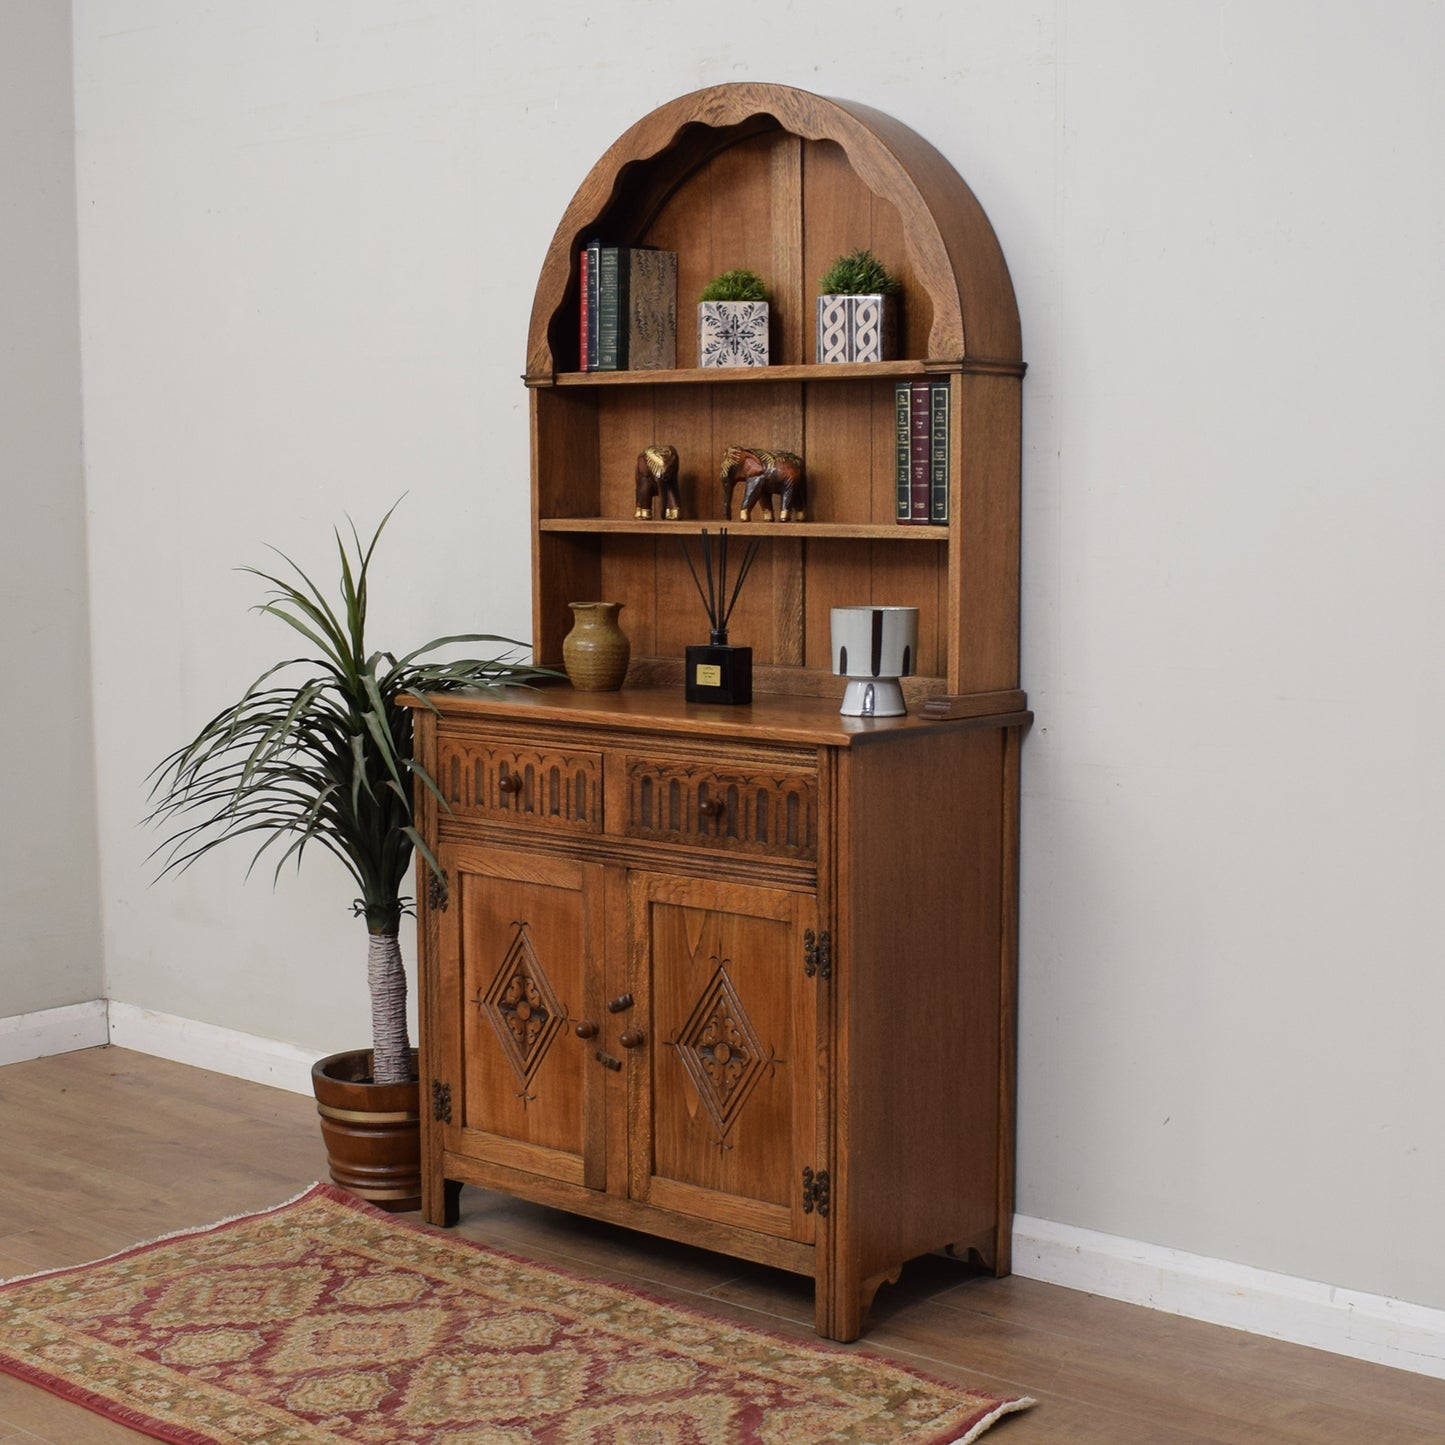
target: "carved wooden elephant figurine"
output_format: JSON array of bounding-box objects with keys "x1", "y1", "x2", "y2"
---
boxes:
[
  {"x1": 719, "y1": 445, "x2": 806, "y2": 522},
  {"x1": 634, "y1": 445, "x2": 681, "y2": 520}
]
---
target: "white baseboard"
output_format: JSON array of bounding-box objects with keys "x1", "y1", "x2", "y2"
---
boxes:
[
  {"x1": 0, "y1": 999, "x2": 109, "y2": 1066},
  {"x1": 105, "y1": 1001, "x2": 318, "y2": 1096},
  {"x1": 1012, "y1": 1213, "x2": 1445, "y2": 1380}
]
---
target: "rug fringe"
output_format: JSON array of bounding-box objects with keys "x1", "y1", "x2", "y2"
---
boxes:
[
  {"x1": 947, "y1": 1394, "x2": 1038, "y2": 1443},
  {"x1": 0, "y1": 1182, "x2": 327, "y2": 1287}
]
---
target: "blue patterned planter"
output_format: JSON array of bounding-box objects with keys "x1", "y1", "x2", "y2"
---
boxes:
[
  {"x1": 699, "y1": 301, "x2": 770, "y2": 368},
  {"x1": 816, "y1": 294, "x2": 897, "y2": 363}
]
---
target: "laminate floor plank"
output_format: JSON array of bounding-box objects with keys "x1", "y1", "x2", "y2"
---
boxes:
[{"x1": 2, "y1": 1047, "x2": 1443, "y2": 1445}]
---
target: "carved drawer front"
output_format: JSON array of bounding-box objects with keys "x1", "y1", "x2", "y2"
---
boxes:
[
  {"x1": 624, "y1": 754, "x2": 817, "y2": 859},
  {"x1": 437, "y1": 735, "x2": 602, "y2": 833}
]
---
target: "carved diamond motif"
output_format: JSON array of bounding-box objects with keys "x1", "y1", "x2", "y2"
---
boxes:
[
  {"x1": 479, "y1": 923, "x2": 565, "y2": 1089},
  {"x1": 672, "y1": 964, "x2": 776, "y2": 1140}
]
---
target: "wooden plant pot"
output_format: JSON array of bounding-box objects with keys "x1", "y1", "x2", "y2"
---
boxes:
[{"x1": 311, "y1": 1048, "x2": 421, "y2": 1212}]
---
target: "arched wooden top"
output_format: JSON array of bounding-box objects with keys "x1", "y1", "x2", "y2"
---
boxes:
[{"x1": 526, "y1": 82, "x2": 1021, "y2": 379}]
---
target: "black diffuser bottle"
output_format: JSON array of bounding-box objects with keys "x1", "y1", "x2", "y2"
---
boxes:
[{"x1": 680, "y1": 528, "x2": 759, "y2": 706}]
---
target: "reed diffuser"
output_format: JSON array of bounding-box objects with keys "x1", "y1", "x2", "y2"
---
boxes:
[{"x1": 678, "y1": 528, "x2": 760, "y2": 705}]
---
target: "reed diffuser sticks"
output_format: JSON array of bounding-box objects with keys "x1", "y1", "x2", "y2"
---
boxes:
[{"x1": 679, "y1": 528, "x2": 761, "y2": 645}]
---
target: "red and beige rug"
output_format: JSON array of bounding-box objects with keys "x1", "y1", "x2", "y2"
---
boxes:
[{"x1": 0, "y1": 1183, "x2": 1032, "y2": 1444}]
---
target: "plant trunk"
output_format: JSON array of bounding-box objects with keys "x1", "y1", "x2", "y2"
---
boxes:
[{"x1": 368, "y1": 929, "x2": 412, "y2": 1085}]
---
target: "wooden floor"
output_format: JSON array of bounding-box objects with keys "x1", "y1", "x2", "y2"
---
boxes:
[{"x1": 2, "y1": 1049, "x2": 1443, "y2": 1443}]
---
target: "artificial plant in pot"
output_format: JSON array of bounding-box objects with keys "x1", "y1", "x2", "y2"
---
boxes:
[
  {"x1": 146, "y1": 506, "x2": 551, "y2": 1209},
  {"x1": 698, "y1": 267, "x2": 771, "y2": 368},
  {"x1": 816, "y1": 246, "x2": 901, "y2": 363}
]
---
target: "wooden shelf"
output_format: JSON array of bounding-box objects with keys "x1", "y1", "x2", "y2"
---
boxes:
[
  {"x1": 530, "y1": 357, "x2": 1023, "y2": 388},
  {"x1": 538, "y1": 518, "x2": 948, "y2": 541},
  {"x1": 534, "y1": 361, "x2": 948, "y2": 389}
]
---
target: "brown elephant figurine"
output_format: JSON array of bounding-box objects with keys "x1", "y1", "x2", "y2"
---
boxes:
[
  {"x1": 719, "y1": 445, "x2": 806, "y2": 522},
  {"x1": 634, "y1": 445, "x2": 681, "y2": 520}
]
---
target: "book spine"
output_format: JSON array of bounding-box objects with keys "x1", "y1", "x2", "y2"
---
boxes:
[
  {"x1": 626, "y1": 249, "x2": 677, "y2": 370},
  {"x1": 585, "y1": 239, "x2": 601, "y2": 371},
  {"x1": 929, "y1": 378, "x2": 950, "y2": 524},
  {"x1": 908, "y1": 379, "x2": 932, "y2": 524},
  {"x1": 578, "y1": 248, "x2": 590, "y2": 372},
  {"x1": 596, "y1": 247, "x2": 623, "y2": 370},
  {"x1": 615, "y1": 249, "x2": 632, "y2": 369},
  {"x1": 894, "y1": 382, "x2": 913, "y2": 521}
]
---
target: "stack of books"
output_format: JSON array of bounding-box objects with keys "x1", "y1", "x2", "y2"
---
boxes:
[
  {"x1": 578, "y1": 242, "x2": 678, "y2": 372},
  {"x1": 894, "y1": 379, "x2": 950, "y2": 524}
]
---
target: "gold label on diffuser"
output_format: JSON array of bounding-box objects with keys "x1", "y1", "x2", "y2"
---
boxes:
[{"x1": 695, "y1": 664, "x2": 722, "y2": 686}]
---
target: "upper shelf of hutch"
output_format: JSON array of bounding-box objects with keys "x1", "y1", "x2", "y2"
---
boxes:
[
  {"x1": 523, "y1": 83, "x2": 1023, "y2": 698},
  {"x1": 526, "y1": 83, "x2": 1021, "y2": 380}
]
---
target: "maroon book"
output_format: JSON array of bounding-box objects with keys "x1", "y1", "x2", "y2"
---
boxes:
[{"x1": 908, "y1": 380, "x2": 932, "y2": 524}]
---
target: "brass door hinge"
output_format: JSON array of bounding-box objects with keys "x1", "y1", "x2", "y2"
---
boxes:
[
  {"x1": 430, "y1": 1079, "x2": 452, "y2": 1123},
  {"x1": 803, "y1": 928, "x2": 831, "y2": 981},
  {"x1": 802, "y1": 1166, "x2": 830, "y2": 1217}
]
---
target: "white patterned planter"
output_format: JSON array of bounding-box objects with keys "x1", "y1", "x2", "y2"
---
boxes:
[
  {"x1": 816, "y1": 293, "x2": 897, "y2": 363},
  {"x1": 698, "y1": 301, "x2": 770, "y2": 368}
]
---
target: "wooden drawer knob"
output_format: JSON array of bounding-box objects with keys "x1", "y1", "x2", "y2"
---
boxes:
[
  {"x1": 498, "y1": 770, "x2": 523, "y2": 794},
  {"x1": 698, "y1": 796, "x2": 725, "y2": 818}
]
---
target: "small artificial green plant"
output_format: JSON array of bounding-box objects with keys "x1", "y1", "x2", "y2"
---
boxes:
[
  {"x1": 698, "y1": 268, "x2": 770, "y2": 303},
  {"x1": 818, "y1": 247, "x2": 901, "y2": 297}
]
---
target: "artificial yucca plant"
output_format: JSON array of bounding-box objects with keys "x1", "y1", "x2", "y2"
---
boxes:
[{"x1": 146, "y1": 505, "x2": 551, "y2": 1085}]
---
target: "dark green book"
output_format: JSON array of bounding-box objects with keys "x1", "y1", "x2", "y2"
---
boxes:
[
  {"x1": 929, "y1": 378, "x2": 950, "y2": 524},
  {"x1": 894, "y1": 382, "x2": 913, "y2": 521},
  {"x1": 596, "y1": 246, "x2": 627, "y2": 371}
]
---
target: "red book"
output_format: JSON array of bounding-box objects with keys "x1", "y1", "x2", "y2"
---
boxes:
[{"x1": 578, "y1": 248, "x2": 590, "y2": 372}]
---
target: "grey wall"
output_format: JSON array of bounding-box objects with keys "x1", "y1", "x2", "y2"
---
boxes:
[{"x1": 0, "y1": 0, "x2": 101, "y2": 1017}]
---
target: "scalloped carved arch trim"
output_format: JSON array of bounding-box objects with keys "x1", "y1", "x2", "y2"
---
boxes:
[{"x1": 526, "y1": 82, "x2": 1020, "y2": 377}]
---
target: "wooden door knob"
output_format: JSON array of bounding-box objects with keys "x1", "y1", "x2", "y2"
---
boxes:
[
  {"x1": 574, "y1": 1021, "x2": 598, "y2": 1039},
  {"x1": 619, "y1": 1028, "x2": 646, "y2": 1049}
]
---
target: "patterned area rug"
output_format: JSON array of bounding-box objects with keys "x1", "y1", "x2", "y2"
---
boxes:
[{"x1": 0, "y1": 1184, "x2": 1032, "y2": 1444}]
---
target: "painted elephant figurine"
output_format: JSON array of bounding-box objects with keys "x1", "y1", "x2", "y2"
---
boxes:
[
  {"x1": 719, "y1": 445, "x2": 806, "y2": 522},
  {"x1": 634, "y1": 445, "x2": 681, "y2": 520}
]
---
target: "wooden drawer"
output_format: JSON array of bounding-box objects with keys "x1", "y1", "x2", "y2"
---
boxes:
[
  {"x1": 436, "y1": 734, "x2": 602, "y2": 834},
  {"x1": 622, "y1": 752, "x2": 817, "y2": 860}
]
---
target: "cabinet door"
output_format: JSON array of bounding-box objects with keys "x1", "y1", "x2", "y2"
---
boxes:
[
  {"x1": 434, "y1": 842, "x2": 605, "y2": 1191},
  {"x1": 628, "y1": 872, "x2": 819, "y2": 1243}
]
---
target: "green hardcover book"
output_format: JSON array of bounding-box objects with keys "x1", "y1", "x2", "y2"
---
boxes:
[
  {"x1": 929, "y1": 378, "x2": 950, "y2": 524},
  {"x1": 595, "y1": 246, "x2": 627, "y2": 371},
  {"x1": 894, "y1": 381, "x2": 913, "y2": 521}
]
